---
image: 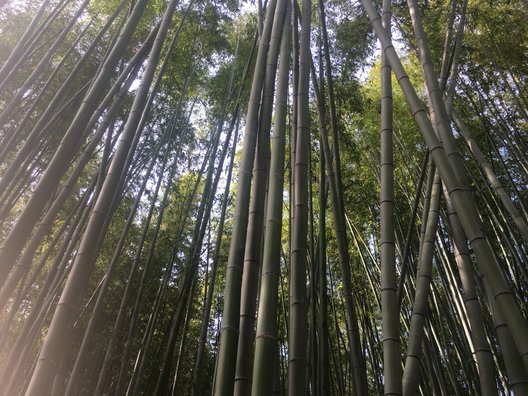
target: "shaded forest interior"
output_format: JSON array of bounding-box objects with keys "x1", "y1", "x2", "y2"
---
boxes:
[{"x1": 0, "y1": 0, "x2": 527, "y2": 394}]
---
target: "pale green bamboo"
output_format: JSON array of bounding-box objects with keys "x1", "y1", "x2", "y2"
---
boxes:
[
  {"x1": 0, "y1": 0, "x2": 150, "y2": 286},
  {"x1": 289, "y1": 0, "x2": 311, "y2": 391},
  {"x1": 318, "y1": 143, "x2": 330, "y2": 396},
  {"x1": 24, "y1": 0, "x2": 178, "y2": 393},
  {"x1": 214, "y1": 0, "x2": 278, "y2": 392},
  {"x1": 402, "y1": 170, "x2": 441, "y2": 395},
  {"x1": 482, "y1": 278, "x2": 528, "y2": 395},
  {"x1": 361, "y1": 0, "x2": 528, "y2": 374},
  {"x1": 380, "y1": 0, "x2": 402, "y2": 394},
  {"x1": 310, "y1": 49, "x2": 367, "y2": 396},
  {"x1": 405, "y1": 2, "x2": 502, "y2": 392},
  {"x1": 438, "y1": 0, "x2": 457, "y2": 91},
  {"x1": 251, "y1": 4, "x2": 290, "y2": 392},
  {"x1": 444, "y1": 0, "x2": 468, "y2": 115},
  {"x1": 452, "y1": 109, "x2": 528, "y2": 242},
  {"x1": 234, "y1": 1, "x2": 286, "y2": 393},
  {"x1": 0, "y1": 0, "x2": 52, "y2": 84}
]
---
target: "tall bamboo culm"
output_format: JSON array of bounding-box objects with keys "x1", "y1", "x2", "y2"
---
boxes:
[{"x1": 379, "y1": 0, "x2": 402, "y2": 394}]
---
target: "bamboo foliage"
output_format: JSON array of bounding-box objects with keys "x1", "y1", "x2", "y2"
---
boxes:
[{"x1": 0, "y1": 0, "x2": 526, "y2": 395}]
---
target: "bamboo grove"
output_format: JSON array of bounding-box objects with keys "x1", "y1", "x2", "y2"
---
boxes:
[{"x1": 0, "y1": 0, "x2": 526, "y2": 394}]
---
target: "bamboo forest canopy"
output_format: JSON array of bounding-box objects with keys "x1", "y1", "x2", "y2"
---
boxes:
[{"x1": 0, "y1": 0, "x2": 527, "y2": 394}]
